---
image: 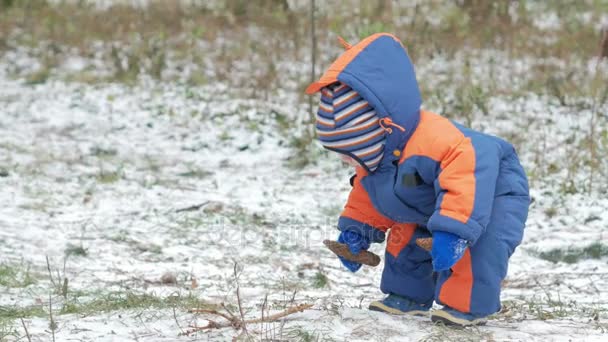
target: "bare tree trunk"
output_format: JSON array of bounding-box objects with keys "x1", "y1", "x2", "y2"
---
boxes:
[
  {"x1": 600, "y1": 27, "x2": 608, "y2": 59},
  {"x1": 308, "y1": 0, "x2": 316, "y2": 123},
  {"x1": 375, "y1": 0, "x2": 392, "y2": 22}
]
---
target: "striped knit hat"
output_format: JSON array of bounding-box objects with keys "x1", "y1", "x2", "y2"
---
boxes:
[{"x1": 316, "y1": 82, "x2": 386, "y2": 172}]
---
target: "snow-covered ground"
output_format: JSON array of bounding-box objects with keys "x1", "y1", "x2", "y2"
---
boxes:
[
  {"x1": 1, "y1": 6, "x2": 608, "y2": 340},
  {"x1": 1, "y1": 61, "x2": 607, "y2": 340}
]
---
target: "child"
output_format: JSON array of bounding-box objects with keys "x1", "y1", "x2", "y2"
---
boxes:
[{"x1": 306, "y1": 33, "x2": 530, "y2": 326}]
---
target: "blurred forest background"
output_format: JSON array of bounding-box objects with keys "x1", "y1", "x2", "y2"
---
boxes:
[
  {"x1": 1, "y1": 1, "x2": 606, "y2": 88},
  {"x1": 1, "y1": 0, "x2": 607, "y2": 189}
]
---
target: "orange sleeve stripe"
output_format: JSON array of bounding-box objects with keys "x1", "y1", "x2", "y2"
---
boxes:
[
  {"x1": 438, "y1": 248, "x2": 473, "y2": 313},
  {"x1": 401, "y1": 111, "x2": 453, "y2": 161},
  {"x1": 341, "y1": 167, "x2": 394, "y2": 231},
  {"x1": 438, "y1": 137, "x2": 476, "y2": 223},
  {"x1": 400, "y1": 111, "x2": 476, "y2": 224},
  {"x1": 305, "y1": 33, "x2": 402, "y2": 94}
]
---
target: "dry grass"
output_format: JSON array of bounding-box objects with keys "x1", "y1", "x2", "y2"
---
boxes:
[
  {"x1": 1, "y1": 0, "x2": 607, "y2": 189},
  {"x1": 1, "y1": 1, "x2": 605, "y2": 111},
  {"x1": 1, "y1": 1, "x2": 605, "y2": 80}
]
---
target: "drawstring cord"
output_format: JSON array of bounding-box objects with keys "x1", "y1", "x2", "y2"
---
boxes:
[{"x1": 379, "y1": 118, "x2": 406, "y2": 134}]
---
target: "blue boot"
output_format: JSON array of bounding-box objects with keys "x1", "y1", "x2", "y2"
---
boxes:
[
  {"x1": 431, "y1": 306, "x2": 488, "y2": 326},
  {"x1": 368, "y1": 294, "x2": 430, "y2": 316}
]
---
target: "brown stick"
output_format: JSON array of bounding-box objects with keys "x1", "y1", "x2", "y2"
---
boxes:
[
  {"x1": 323, "y1": 240, "x2": 380, "y2": 266},
  {"x1": 243, "y1": 304, "x2": 313, "y2": 324},
  {"x1": 183, "y1": 304, "x2": 313, "y2": 335},
  {"x1": 48, "y1": 293, "x2": 56, "y2": 342},
  {"x1": 415, "y1": 237, "x2": 433, "y2": 251},
  {"x1": 323, "y1": 237, "x2": 433, "y2": 268},
  {"x1": 20, "y1": 318, "x2": 32, "y2": 342},
  {"x1": 187, "y1": 309, "x2": 239, "y2": 325},
  {"x1": 233, "y1": 263, "x2": 248, "y2": 334}
]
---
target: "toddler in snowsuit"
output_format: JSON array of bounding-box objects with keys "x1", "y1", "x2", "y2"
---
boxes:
[{"x1": 306, "y1": 33, "x2": 530, "y2": 326}]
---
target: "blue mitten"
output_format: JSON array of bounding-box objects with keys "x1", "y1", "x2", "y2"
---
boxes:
[
  {"x1": 337, "y1": 230, "x2": 371, "y2": 272},
  {"x1": 431, "y1": 231, "x2": 468, "y2": 271}
]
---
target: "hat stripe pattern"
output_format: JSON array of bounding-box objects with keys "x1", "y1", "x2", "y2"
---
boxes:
[{"x1": 315, "y1": 82, "x2": 386, "y2": 172}]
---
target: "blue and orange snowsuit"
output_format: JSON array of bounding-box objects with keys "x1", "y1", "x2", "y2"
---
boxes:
[{"x1": 307, "y1": 33, "x2": 530, "y2": 316}]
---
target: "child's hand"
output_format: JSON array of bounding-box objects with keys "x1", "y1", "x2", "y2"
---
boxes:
[
  {"x1": 431, "y1": 231, "x2": 468, "y2": 271},
  {"x1": 337, "y1": 230, "x2": 371, "y2": 272}
]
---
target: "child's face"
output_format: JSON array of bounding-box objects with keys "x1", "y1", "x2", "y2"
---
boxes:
[{"x1": 340, "y1": 154, "x2": 360, "y2": 168}]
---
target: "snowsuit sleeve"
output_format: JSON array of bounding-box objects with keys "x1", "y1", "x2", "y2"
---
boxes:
[
  {"x1": 425, "y1": 125, "x2": 501, "y2": 245},
  {"x1": 338, "y1": 167, "x2": 394, "y2": 243}
]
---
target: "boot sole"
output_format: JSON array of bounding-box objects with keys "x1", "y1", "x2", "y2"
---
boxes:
[
  {"x1": 431, "y1": 310, "x2": 487, "y2": 327},
  {"x1": 368, "y1": 301, "x2": 428, "y2": 316}
]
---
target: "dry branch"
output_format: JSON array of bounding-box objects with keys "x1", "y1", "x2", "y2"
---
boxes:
[
  {"x1": 244, "y1": 303, "x2": 313, "y2": 324},
  {"x1": 180, "y1": 261, "x2": 312, "y2": 337},
  {"x1": 175, "y1": 201, "x2": 209, "y2": 213},
  {"x1": 20, "y1": 318, "x2": 32, "y2": 342},
  {"x1": 183, "y1": 303, "x2": 313, "y2": 336}
]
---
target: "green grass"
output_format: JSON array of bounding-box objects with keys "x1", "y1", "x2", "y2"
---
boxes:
[
  {"x1": 58, "y1": 291, "x2": 211, "y2": 316},
  {"x1": 24, "y1": 68, "x2": 51, "y2": 85},
  {"x1": 96, "y1": 170, "x2": 122, "y2": 184},
  {"x1": 312, "y1": 272, "x2": 328, "y2": 289},
  {"x1": 535, "y1": 242, "x2": 608, "y2": 264},
  {"x1": 500, "y1": 296, "x2": 605, "y2": 322},
  {"x1": 0, "y1": 305, "x2": 46, "y2": 320},
  {"x1": 0, "y1": 317, "x2": 18, "y2": 341},
  {"x1": 177, "y1": 169, "x2": 213, "y2": 179},
  {"x1": 286, "y1": 326, "x2": 322, "y2": 342},
  {"x1": 134, "y1": 242, "x2": 163, "y2": 255},
  {"x1": 544, "y1": 207, "x2": 558, "y2": 218},
  {"x1": 0, "y1": 290, "x2": 212, "y2": 321},
  {"x1": 0, "y1": 264, "x2": 37, "y2": 288},
  {"x1": 90, "y1": 146, "x2": 118, "y2": 158},
  {"x1": 64, "y1": 244, "x2": 88, "y2": 257}
]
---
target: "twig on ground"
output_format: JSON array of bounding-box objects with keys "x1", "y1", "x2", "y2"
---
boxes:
[
  {"x1": 183, "y1": 303, "x2": 313, "y2": 335},
  {"x1": 172, "y1": 303, "x2": 185, "y2": 335},
  {"x1": 61, "y1": 256, "x2": 69, "y2": 298},
  {"x1": 289, "y1": 290, "x2": 297, "y2": 305},
  {"x1": 233, "y1": 263, "x2": 249, "y2": 336},
  {"x1": 181, "y1": 262, "x2": 311, "y2": 337},
  {"x1": 278, "y1": 280, "x2": 297, "y2": 339},
  {"x1": 175, "y1": 201, "x2": 209, "y2": 213},
  {"x1": 261, "y1": 294, "x2": 268, "y2": 341},
  {"x1": 221, "y1": 302, "x2": 238, "y2": 320},
  {"x1": 239, "y1": 304, "x2": 313, "y2": 325},
  {"x1": 20, "y1": 318, "x2": 32, "y2": 342},
  {"x1": 46, "y1": 256, "x2": 57, "y2": 289},
  {"x1": 48, "y1": 293, "x2": 56, "y2": 342},
  {"x1": 187, "y1": 309, "x2": 239, "y2": 324}
]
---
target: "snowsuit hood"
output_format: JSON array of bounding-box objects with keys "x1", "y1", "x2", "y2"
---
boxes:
[{"x1": 307, "y1": 33, "x2": 422, "y2": 168}]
